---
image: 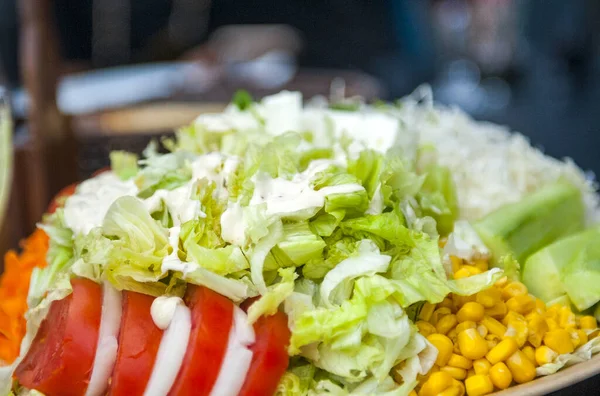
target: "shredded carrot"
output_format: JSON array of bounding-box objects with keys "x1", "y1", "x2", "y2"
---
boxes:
[{"x1": 0, "y1": 229, "x2": 48, "y2": 364}]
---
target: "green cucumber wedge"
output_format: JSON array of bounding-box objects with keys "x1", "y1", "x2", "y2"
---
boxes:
[
  {"x1": 523, "y1": 226, "x2": 600, "y2": 310},
  {"x1": 474, "y1": 181, "x2": 585, "y2": 266}
]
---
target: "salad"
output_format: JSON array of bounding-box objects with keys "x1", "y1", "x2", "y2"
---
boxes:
[{"x1": 1, "y1": 89, "x2": 599, "y2": 396}]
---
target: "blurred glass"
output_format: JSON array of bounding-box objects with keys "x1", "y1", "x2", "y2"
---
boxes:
[{"x1": 0, "y1": 87, "x2": 12, "y2": 229}]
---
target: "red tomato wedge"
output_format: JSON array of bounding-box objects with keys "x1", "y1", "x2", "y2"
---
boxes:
[
  {"x1": 47, "y1": 183, "x2": 78, "y2": 214},
  {"x1": 109, "y1": 291, "x2": 163, "y2": 396},
  {"x1": 238, "y1": 311, "x2": 291, "y2": 396},
  {"x1": 168, "y1": 286, "x2": 234, "y2": 396},
  {"x1": 14, "y1": 278, "x2": 103, "y2": 396}
]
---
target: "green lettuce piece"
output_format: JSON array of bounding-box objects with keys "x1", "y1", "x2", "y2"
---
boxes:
[
  {"x1": 29, "y1": 211, "x2": 74, "y2": 307},
  {"x1": 101, "y1": 196, "x2": 170, "y2": 293},
  {"x1": 309, "y1": 210, "x2": 345, "y2": 237},
  {"x1": 186, "y1": 245, "x2": 249, "y2": 275},
  {"x1": 340, "y1": 210, "x2": 410, "y2": 249},
  {"x1": 417, "y1": 165, "x2": 459, "y2": 235},
  {"x1": 185, "y1": 267, "x2": 254, "y2": 302},
  {"x1": 248, "y1": 267, "x2": 298, "y2": 323},
  {"x1": 250, "y1": 220, "x2": 284, "y2": 294},
  {"x1": 276, "y1": 222, "x2": 326, "y2": 266},
  {"x1": 302, "y1": 235, "x2": 358, "y2": 280},
  {"x1": 136, "y1": 151, "x2": 195, "y2": 198},
  {"x1": 276, "y1": 364, "x2": 316, "y2": 396},
  {"x1": 312, "y1": 165, "x2": 369, "y2": 216},
  {"x1": 319, "y1": 240, "x2": 391, "y2": 307},
  {"x1": 348, "y1": 149, "x2": 385, "y2": 199},
  {"x1": 232, "y1": 89, "x2": 254, "y2": 110},
  {"x1": 110, "y1": 151, "x2": 139, "y2": 181}
]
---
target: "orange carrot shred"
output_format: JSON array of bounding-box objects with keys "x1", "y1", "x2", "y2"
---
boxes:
[{"x1": 0, "y1": 229, "x2": 49, "y2": 364}]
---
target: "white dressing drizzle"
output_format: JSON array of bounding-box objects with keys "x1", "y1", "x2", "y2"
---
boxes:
[
  {"x1": 209, "y1": 306, "x2": 256, "y2": 396},
  {"x1": 85, "y1": 282, "x2": 123, "y2": 396},
  {"x1": 143, "y1": 303, "x2": 191, "y2": 396}
]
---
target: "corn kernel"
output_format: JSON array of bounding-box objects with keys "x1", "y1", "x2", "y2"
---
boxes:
[
  {"x1": 502, "y1": 311, "x2": 526, "y2": 327},
  {"x1": 504, "y1": 320, "x2": 528, "y2": 348},
  {"x1": 473, "y1": 359, "x2": 491, "y2": 375},
  {"x1": 473, "y1": 259, "x2": 489, "y2": 272},
  {"x1": 546, "y1": 305, "x2": 560, "y2": 321},
  {"x1": 409, "y1": 391, "x2": 418, "y2": 396},
  {"x1": 527, "y1": 313, "x2": 549, "y2": 348},
  {"x1": 571, "y1": 329, "x2": 588, "y2": 348},
  {"x1": 580, "y1": 315, "x2": 598, "y2": 330},
  {"x1": 456, "y1": 321, "x2": 477, "y2": 334},
  {"x1": 481, "y1": 316, "x2": 507, "y2": 339},
  {"x1": 457, "y1": 302, "x2": 485, "y2": 323},
  {"x1": 467, "y1": 369, "x2": 476, "y2": 378},
  {"x1": 486, "y1": 339, "x2": 498, "y2": 350},
  {"x1": 486, "y1": 337, "x2": 518, "y2": 364},
  {"x1": 417, "y1": 321, "x2": 437, "y2": 337},
  {"x1": 432, "y1": 307, "x2": 453, "y2": 326},
  {"x1": 452, "y1": 379, "x2": 466, "y2": 396},
  {"x1": 439, "y1": 297, "x2": 455, "y2": 311},
  {"x1": 502, "y1": 282, "x2": 528, "y2": 300},
  {"x1": 454, "y1": 342, "x2": 462, "y2": 354},
  {"x1": 437, "y1": 314, "x2": 459, "y2": 335},
  {"x1": 428, "y1": 334, "x2": 454, "y2": 367},
  {"x1": 448, "y1": 354, "x2": 472, "y2": 370},
  {"x1": 448, "y1": 328, "x2": 459, "y2": 344},
  {"x1": 465, "y1": 266, "x2": 483, "y2": 276},
  {"x1": 546, "y1": 318, "x2": 560, "y2": 331},
  {"x1": 494, "y1": 276, "x2": 508, "y2": 288},
  {"x1": 535, "y1": 298, "x2": 546, "y2": 312},
  {"x1": 484, "y1": 301, "x2": 507, "y2": 319},
  {"x1": 506, "y1": 350, "x2": 536, "y2": 383},
  {"x1": 477, "y1": 325, "x2": 488, "y2": 338},
  {"x1": 458, "y1": 329, "x2": 489, "y2": 360},
  {"x1": 544, "y1": 329, "x2": 575, "y2": 354},
  {"x1": 465, "y1": 374, "x2": 494, "y2": 396},
  {"x1": 440, "y1": 365, "x2": 467, "y2": 380},
  {"x1": 419, "y1": 303, "x2": 436, "y2": 322},
  {"x1": 453, "y1": 294, "x2": 476, "y2": 310},
  {"x1": 522, "y1": 346, "x2": 536, "y2": 365},
  {"x1": 559, "y1": 306, "x2": 577, "y2": 329},
  {"x1": 535, "y1": 345, "x2": 558, "y2": 366},
  {"x1": 506, "y1": 295, "x2": 536, "y2": 315},
  {"x1": 454, "y1": 267, "x2": 472, "y2": 280},
  {"x1": 451, "y1": 256, "x2": 462, "y2": 274},
  {"x1": 419, "y1": 371, "x2": 453, "y2": 396},
  {"x1": 489, "y1": 362, "x2": 512, "y2": 390},
  {"x1": 436, "y1": 386, "x2": 462, "y2": 396},
  {"x1": 476, "y1": 288, "x2": 502, "y2": 308}
]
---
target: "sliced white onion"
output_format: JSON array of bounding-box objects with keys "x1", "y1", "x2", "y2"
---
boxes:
[
  {"x1": 143, "y1": 303, "x2": 191, "y2": 396},
  {"x1": 210, "y1": 306, "x2": 256, "y2": 396},
  {"x1": 85, "y1": 282, "x2": 123, "y2": 396}
]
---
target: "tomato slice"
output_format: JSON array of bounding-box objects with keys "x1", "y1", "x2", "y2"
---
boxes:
[
  {"x1": 108, "y1": 291, "x2": 163, "y2": 396},
  {"x1": 168, "y1": 286, "x2": 234, "y2": 396},
  {"x1": 238, "y1": 311, "x2": 291, "y2": 396},
  {"x1": 14, "y1": 278, "x2": 103, "y2": 396},
  {"x1": 47, "y1": 183, "x2": 78, "y2": 214}
]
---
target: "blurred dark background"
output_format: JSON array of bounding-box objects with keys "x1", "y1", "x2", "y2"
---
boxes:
[{"x1": 1, "y1": 0, "x2": 599, "y2": 168}]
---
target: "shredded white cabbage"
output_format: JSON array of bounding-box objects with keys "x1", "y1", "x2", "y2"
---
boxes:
[{"x1": 392, "y1": 86, "x2": 600, "y2": 223}]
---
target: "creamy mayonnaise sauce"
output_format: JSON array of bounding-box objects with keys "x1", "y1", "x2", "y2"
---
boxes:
[
  {"x1": 64, "y1": 172, "x2": 138, "y2": 235},
  {"x1": 220, "y1": 159, "x2": 364, "y2": 246},
  {"x1": 150, "y1": 296, "x2": 184, "y2": 329}
]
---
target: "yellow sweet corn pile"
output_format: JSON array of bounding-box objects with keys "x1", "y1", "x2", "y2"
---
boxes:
[{"x1": 413, "y1": 255, "x2": 599, "y2": 396}]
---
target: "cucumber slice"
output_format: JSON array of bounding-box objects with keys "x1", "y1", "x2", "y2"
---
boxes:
[
  {"x1": 475, "y1": 182, "x2": 585, "y2": 266},
  {"x1": 523, "y1": 226, "x2": 600, "y2": 310}
]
